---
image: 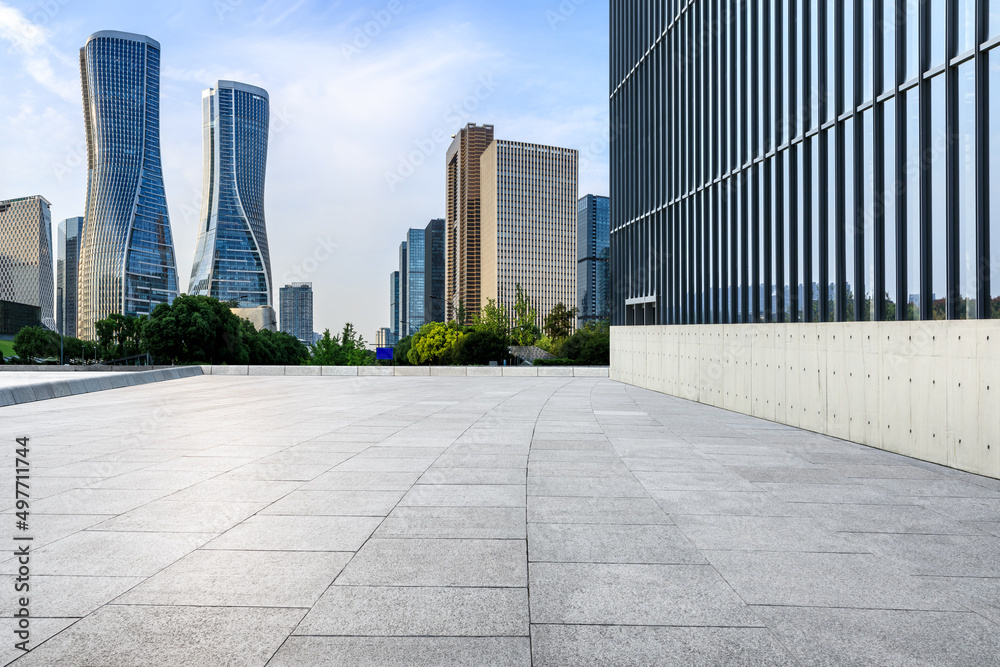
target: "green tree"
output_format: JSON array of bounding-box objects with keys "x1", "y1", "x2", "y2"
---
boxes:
[
  {"x1": 408, "y1": 322, "x2": 464, "y2": 365},
  {"x1": 472, "y1": 298, "x2": 508, "y2": 336},
  {"x1": 511, "y1": 284, "x2": 540, "y2": 346},
  {"x1": 452, "y1": 329, "x2": 506, "y2": 365},
  {"x1": 141, "y1": 295, "x2": 248, "y2": 365},
  {"x1": 95, "y1": 313, "x2": 145, "y2": 361},
  {"x1": 558, "y1": 320, "x2": 610, "y2": 365},
  {"x1": 543, "y1": 302, "x2": 578, "y2": 341},
  {"x1": 393, "y1": 335, "x2": 413, "y2": 365},
  {"x1": 13, "y1": 326, "x2": 56, "y2": 362},
  {"x1": 309, "y1": 323, "x2": 374, "y2": 366}
]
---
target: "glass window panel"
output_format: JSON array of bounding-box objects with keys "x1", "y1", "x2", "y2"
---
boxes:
[
  {"x1": 828, "y1": 126, "x2": 838, "y2": 321},
  {"x1": 862, "y1": 0, "x2": 873, "y2": 102},
  {"x1": 992, "y1": 0, "x2": 1000, "y2": 42},
  {"x1": 929, "y1": 0, "x2": 945, "y2": 68},
  {"x1": 992, "y1": 51, "x2": 1000, "y2": 317},
  {"x1": 811, "y1": 0, "x2": 820, "y2": 127},
  {"x1": 828, "y1": 0, "x2": 837, "y2": 120},
  {"x1": 882, "y1": 0, "x2": 896, "y2": 92},
  {"x1": 773, "y1": 160, "x2": 781, "y2": 320},
  {"x1": 844, "y1": 0, "x2": 855, "y2": 112},
  {"x1": 812, "y1": 135, "x2": 822, "y2": 320},
  {"x1": 905, "y1": 0, "x2": 918, "y2": 81},
  {"x1": 957, "y1": 0, "x2": 975, "y2": 55},
  {"x1": 797, "y1": 145, "x2": 806, "y2": 322},
  {"x1": 863, "y1": 109, "x2": 876, "y2": 320},
  {"x1": 760, "y1": 0, "x2": 768, "y2": 155},
  {"x1": 905, "y1": 86, "x2": 921, "y2": 319},
  {"x1": 958, "y1": 62, "x2": 976, "y2": 318},
  {"x1": 844, "y1": 117, "x2": 856, "y2": 321},
  {"x1": 884, "y1": 98, "x2": 898, "y2": 321},
  {"x1": 783, "y1": 152, "x2": 792, "y2": 320},
  {"x1": 930, "y1": 74, "x2": 946, "y2": 319},
  {"x1": 760, "y1": 165, "x2": 768, "y2": 319}
]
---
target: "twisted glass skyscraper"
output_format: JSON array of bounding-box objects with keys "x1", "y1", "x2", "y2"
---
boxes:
[
  {"x1": 189, "y1": 81, "x2": 272, "y2": 307},
  {"x1": 78, "y1": 31, "x2": 178, "y2": 340}
]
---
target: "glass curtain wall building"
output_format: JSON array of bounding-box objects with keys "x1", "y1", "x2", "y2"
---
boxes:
[
  {"x1": 79, "y1": 31, "x2": 178, "y2": 340},
  {"x1": 57, "y1": 217, "x2": 83, "y2": 337},
  {"x1": 390, "y1": 270, "x2": 401, "y2": 344},
  {"x1": 399, "y1": 241, "x2": 408, "y2": 336},
  {"x1": 189, "y1": 81, "x2": 272, "y2": 308},
  {"x1": 0, "y1": 196, "x2": 55, "y2": 329},
  {"x1": 406, "y1": 228, "x2": 426, "y2": 336},
  {"x1": 578, "y1": 194, "x2": 611, "y2": 326},
  {"x1": 611, "y1": 1, "x2": 1000, "y2": 326},
  {"x1": 424, "y1": 218, "x2": 446, "y2": 324}
]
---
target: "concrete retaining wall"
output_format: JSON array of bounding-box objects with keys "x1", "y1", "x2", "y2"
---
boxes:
[
  {"x1": 0, "y1": 366, "x2": 204, "y2": 408},
  {"x1": 611, "y1": 322, "x2": 1000, "y2": 480},
  {"x1": 198, "y1": 366, "x2": 610, "y2": 378}
]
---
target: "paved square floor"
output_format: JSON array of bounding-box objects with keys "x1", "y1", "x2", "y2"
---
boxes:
[{"x1": 2, "y1": 375, "x2": 999, "y2": 665}]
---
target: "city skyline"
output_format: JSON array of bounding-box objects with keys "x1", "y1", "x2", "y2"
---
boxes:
[{"x1": 0, "y1": 0, "x2": 610, "y2": 339}]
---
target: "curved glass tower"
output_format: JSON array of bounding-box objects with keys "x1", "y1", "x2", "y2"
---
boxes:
[
  {"x1": 78, "y1": 31, "x2": 178, "y2": 340},
  {"x1": 189, "y1": 81, "x2": 272, "y2": 307}
]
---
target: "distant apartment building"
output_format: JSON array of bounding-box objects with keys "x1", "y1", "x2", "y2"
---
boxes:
[
  {"x1": 0, "y1": 196, "x2": 55, "y2": 329},
  {"x1": 78, "y1": 31, "x2": 178, "y2": 340},
  {"x1": 480, "y1": 139, "x2": 579, "y2": 331},
  {"x1": 577, "y1": 195, "x2": 610, "y2": 326},
  {"x1": 424, "y1": 218, "x2": 446, "y2": 324},
  {"x1": 445, "y1": 123, "x2": 494, "y2": 323},
  {"x1": 279, "y1": 283, "x2": 313, "y2": 345},
  {"x1": 189, "y1": 81, "x2": 273, "y2": 309},
  {"x1": 57, "y1": 216, "x2": 83, "y2": 337},
  {"x1": 375, "y1": 327, "x2": 392, "y2": 348}
]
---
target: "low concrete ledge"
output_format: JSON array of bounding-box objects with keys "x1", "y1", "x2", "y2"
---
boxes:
[
  {"x1": 538, "y1": 367, "x2": 574, "y2": 377},
  {"x1": 210, "y1": 366, "x2": 250, "y2": 376},
  {"x1": 467, "y1": 367, "x2": 503, "y2": 377},
  {"x1": 431, "y1": 367, "x2": 468, "y2": 377},
  {"x1": 503, "y1": 367, "x2": 538, "y2": 377},
  {"x1": 573, "y1": 367, "x2": 610, "y2": 378},
  {"x1": 248, "y1": 366, "x2": 285, "y2": 376},
  {"x1": 1, "y1": 366, "x2": 204, "y2": 408},
  {"x1": 358, "y1": 367, "x2": 394, "y2": 377},
  {"x1": 322, "y1": 366, "x2": 358, "y2": 376},
  {"x1": 394, "y1": 367, "x2": 431, "y2": 377},
  {"x1": 284, "y1": 366, "x2": 321, "y2": 376}
]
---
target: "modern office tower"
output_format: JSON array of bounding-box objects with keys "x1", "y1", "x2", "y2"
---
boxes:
[
  {"x1": 78, "y1": 31, "x2": 178, "y2": 340},
  {"x1": 405, "y1": 228, "x2": 426, "y2": 336},
  {"x1": 56, "y1": 216, "x2": 83, "y2": 337},
  {"x1": 390, "y1": 270, "x2": 401, "y2": 344},
  {"x1": 189, "y1": 81, "x2": 273, "y2": 308},
  {"x1": 481, "y1": 139, "x2": 579, "y2": 331},
  {"x1": 424, "y1": 218, "x2": 446, "y2": 324},
  {"x1": 577, "y1": 195, "x2": 610, "y2": 326},
  {"x1": 375, "y1": 327, "x2": 391, "y2": 347},
  {"x1": 0, "y1": 196, "x2": 55, "y2": 329},
  {"x1": 279, "y1": 282, "x2": 313, "y2": 345},
  {"x1": 609, "y1": 2, "x2": 1000, "y2": 480},
  {"x1": 398, "y1": 241, "x2": 408, "y2": 336},
  {"x1": 445, "y1": 123, "x2": 494, "y2": 323}
]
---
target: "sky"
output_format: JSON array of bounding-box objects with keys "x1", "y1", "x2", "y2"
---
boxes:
[{"x1": 0, "y1": 0, "x2": 610, "y2": 340}]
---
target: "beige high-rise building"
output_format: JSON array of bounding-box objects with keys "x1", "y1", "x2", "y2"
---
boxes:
[
  {"x1": 481, "y1": 140, "x2": 579, "y2": 332},
  {"x1": 0, "y1": 196, "x2": 55, "y2": 329},
  {"x1": 445, "y1": 123, "x2": 494, "y2": 323}
]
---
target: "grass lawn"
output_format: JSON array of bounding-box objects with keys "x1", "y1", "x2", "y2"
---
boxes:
[{"x1": 0, "y1": 340, "x2": 14, "y2": 358}]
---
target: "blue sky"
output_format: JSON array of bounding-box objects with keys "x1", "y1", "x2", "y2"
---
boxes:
[{"x1": 0, "y1": 0, "x2": 609, "y2": 339}]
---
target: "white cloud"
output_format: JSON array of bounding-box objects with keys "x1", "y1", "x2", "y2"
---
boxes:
[{"x1": 0, "y1": 1, "x2": 77, "y2": 101}]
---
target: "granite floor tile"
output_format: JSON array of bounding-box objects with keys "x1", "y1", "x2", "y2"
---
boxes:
[
  {"x1": 9, "y1": 605, "x2": 304, "y2": 667},
  {"x1": 399, "y1": 484, "x2": 525, "y2": 508},
  {"x1": 374, "y1": 506, "x2": 526, "y2": 539},
  {"x1": 530, "y1": 625, "x2": 797, "y2": 667},
  {"x1": 650, "y1": 489, "x2": 803, "y2": 517},
  {"x1": 527, "y1": 476, "x2": 648, "y2": 498},
  {"x1": 528, "y1": 523, "x2": 703, "y2": 564},
  {"x1": 301, "y1": 471, "x2": 421, "y2": 490},
  {"x1": 706, "y1": 550, "x2": 965, "y2": 611},
  {"x1": 0, "y1": 574, "x2": 144, "y2": 617},
  {"x1": 89, "y1": 499, "x2": 264, "y2": 533},
  {"x1": 842, "y1": 532, "x2": 1000, "y2": 577},
  {"x1": 418, "y1": 467, "x2": 525, "y2": 485},
  {"x1": 296, "y1": 585, "x2": 528, "y2": 636},
  {"x1": 335, "y1": 538, "x2": 527, "y2": 587},
  {"x1": 754, "y1": 606, "x2": 1000, "y2": 667},
  {"x1": 266, "y1": 637, "x2": 531, "y2": 667},
  {"x1": 529, "y1": 562, "x2": 762, "y2": 626},
  {"x1": 165, "y1": 479, "x2": 301, "y2": 503},
  {"x1": 205, "y1": 514, "x2": 381, "y2": 551},
  {"x1": 116, "y1": 549, "x2": 351, "y2": 608},
  {"x1": 673, "y1": 514, "x2": 856, "y2": 552},
  {"x1": 527, "y1": 496, "x2": 671, "y2": 525},
  {"x1": 260, "y1": 489, "x2": 404, "y2": 516}
]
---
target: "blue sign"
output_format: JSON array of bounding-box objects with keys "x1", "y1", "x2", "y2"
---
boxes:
[{"x1": 376, "y1": 347, "x2": 394, "y2": 361}]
